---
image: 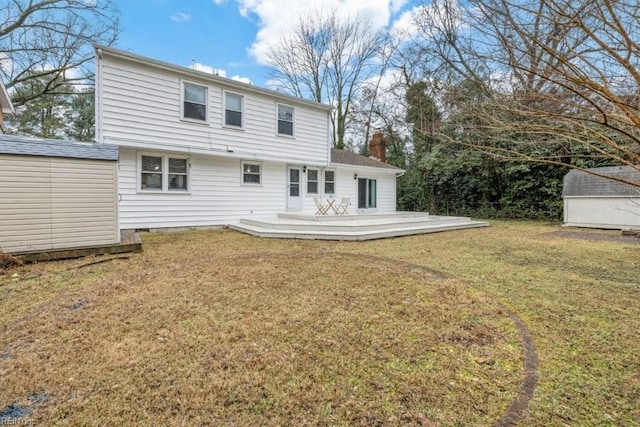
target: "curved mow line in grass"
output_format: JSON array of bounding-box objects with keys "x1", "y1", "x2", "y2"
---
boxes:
[{"x1": 333, "y1": 251, "x2": 539, "y2": 427}]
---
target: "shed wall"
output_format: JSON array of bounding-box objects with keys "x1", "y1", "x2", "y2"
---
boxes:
[
  {"x1": 563, "y1": 196, "x2": 640, "y2": 229},
  {"x1": 0, "y1": 154, "x2": 119, "y2": 253}
]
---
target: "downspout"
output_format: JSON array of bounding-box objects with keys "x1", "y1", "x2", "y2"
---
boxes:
[
  {"x1": 95, "y1": 47, "x2": 103, "y2": 144},
  {"x1": 326, "y1": 109, "x2": 332, "y2": 167}
]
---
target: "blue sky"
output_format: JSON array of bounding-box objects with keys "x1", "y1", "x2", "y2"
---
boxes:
[{"x1": 117, "y1": 0, "x2": 421, "y2": 87}]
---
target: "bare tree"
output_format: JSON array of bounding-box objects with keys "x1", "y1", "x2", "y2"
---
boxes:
[
  {"x1": 0, "y1": 0, "x2": 120, "y2": 107},
  {"x1": 266, "y1": 8, "x2": 386, "y2": 149},
  {"x1": 410, "y1": 0, "x2": 640, "y2": 188}
]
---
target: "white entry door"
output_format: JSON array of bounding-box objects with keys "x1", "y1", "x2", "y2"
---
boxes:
[{"x1": 287, "y1": 166, "x2": 302, "y2": 210}]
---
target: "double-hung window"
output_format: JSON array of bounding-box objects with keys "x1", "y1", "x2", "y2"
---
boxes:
[
  {"x1": 324, "y1": 170, "x2": 335, "y2": 194},
  {"x1": 168, "y1": 158, "x2": 188, "y2": 190},
  {"x1": 141, "y1": 155, "x2": 163, "y2": 190},
  {"x1": 277, "y1": 104, "x2": 294, "y2": 136},
  {"x1": 183, "y1": 82, "x2": 207, "y2": 122},
  {"x1": 140, "y1": 154, "x2": 189, "y2": 192},
  {"x1": 225, "y1": 92, "x2": 243, "y2": 127},
  {"x1": 307, "y1": 169, "x2": 319, "y2": 194},
  {"x1": 242, "y1": 162, "x2": 261, "y2": 184}
]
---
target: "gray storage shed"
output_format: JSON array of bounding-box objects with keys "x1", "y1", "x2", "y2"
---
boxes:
[
  {"x1": 563, "y1": 166, "x2": 640, "y2": 230},
  {"x1": 0, "y1": 135, "x2": 120, "y2": 253}
]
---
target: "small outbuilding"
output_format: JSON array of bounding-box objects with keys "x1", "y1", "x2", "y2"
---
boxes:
[
  {"x1": 563, "y1": 166, "x2": 640, "y2": 230},
  {"x1": 0, "y1": 135, "x2": 121, "y2": 254}
]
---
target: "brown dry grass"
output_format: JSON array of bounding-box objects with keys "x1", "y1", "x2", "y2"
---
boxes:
[
  {"x1": 1, "y1": 222, "x2": 638, "y2": 425},
  {"x1": 0, "y1": 230, "x2": 522, "y2": 426}
]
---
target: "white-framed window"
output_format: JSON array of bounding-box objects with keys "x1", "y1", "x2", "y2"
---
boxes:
[
  {"x1": 225, "y1": 92, "x2": 243, "y2": 128},
  {"x1": 139, "y1": 153, "x2": 189, "y2": 192},
  {"x1": 277, "y1": 104, "x2": 294, "y2": 136},
  {"x1": 307, "y1": 168, "x2": 319, "y2": 194},
  {"x1": 141, "y1": 155, "x2": 163, "y2": 190},
  {"x1": 324, "y1": 170, "x2": 335, "y2": 194},
  {"x1": 242, "y1": 161, "x2": 261, "y2": 185},
  {"x1": 168, "y1": 158, "x2": 188, "y2": 191},
  {"x1": 182, "y1": 81, "x2": 207, "y2": 122}
]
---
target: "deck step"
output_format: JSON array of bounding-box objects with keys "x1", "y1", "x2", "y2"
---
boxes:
[
  {"x1": 229, "y1": 220, "x2": 489, "y2": 241},
  {"x1": 238, "y1": 215, "x2": 473, "y2": 233}
]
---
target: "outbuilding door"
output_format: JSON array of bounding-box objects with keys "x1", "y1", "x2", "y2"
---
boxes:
[{"x1": 287, "y1": 166, "x2": 302, "y2": 210}]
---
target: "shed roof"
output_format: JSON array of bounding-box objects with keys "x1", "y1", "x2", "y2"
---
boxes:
[
  {"x1": 330, "y1": 148, "x2": 403, "y2": 171},
  {"x1": 0, "y1": 135, "x2": 119, "y2": 161},
  {"x1": 563, "y1": 166, "x2": 640, "y2": 196}
]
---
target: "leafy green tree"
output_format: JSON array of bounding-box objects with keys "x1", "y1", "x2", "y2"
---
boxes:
[
  {"x1": 65, "y1": 88, "x2": 94, "y2": 141},
  {"x1": 9, "y1": 74, "x2": 71, "y2": 138}
]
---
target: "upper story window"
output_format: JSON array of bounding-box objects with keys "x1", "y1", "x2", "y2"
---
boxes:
[
  {"x1": 140, "y1": 154, "x2": 189, "y2": 192},
  {"x1": 182, "y1": 82, "x2": 207, "y2": 122},
  {"x1": 225, "y1": 92, "x2": 243, "y2": 127},
  {"x1": 277, "y1": 104, "x2": 294, "y2": 136},
  {"x1": 242, "y1": 162, "x2": 261, "y2": 185}
]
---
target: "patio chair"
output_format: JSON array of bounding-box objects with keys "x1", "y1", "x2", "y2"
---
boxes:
[
  {"x1": 335, "y1": 197, "x2": 351, "y2": 215},
  {"x1": 314, "y1": 197, "x2": 329, "y2": 215}
]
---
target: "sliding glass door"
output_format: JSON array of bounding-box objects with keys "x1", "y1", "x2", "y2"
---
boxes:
[{"x1": 357, "y1": 178, "x2": 377, "y2": 209}]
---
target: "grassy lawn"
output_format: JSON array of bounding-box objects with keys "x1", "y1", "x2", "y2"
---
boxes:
[{"x1": 0, "y1": 221, "x2": 638, "y2": 425}]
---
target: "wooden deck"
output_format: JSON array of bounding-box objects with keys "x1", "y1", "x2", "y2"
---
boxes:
[{"x1": 230, "y1": 212, "x2": 489, "y2": 241}]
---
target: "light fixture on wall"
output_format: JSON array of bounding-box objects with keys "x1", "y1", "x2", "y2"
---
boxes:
[
  {"x1": 354, "y1": 173, "x2": 358, "y2": 180},
  {"x1": 303, "y1": 165, "x2": 307, "y2": 173}
]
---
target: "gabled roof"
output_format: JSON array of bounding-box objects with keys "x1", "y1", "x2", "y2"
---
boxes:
[
  {"x1": 563, "y1": 165, "x2": 640, "y2": 196},
  {"x1": 330, "y1": 148, "x2": 403, "y2": 171},
  {"x1": 0, "y1": 79, "x2": 14, "y2": 114},
  {"x1": 95, "y1": 45, "x2": 332, "y2": 112},
  {"x1": 0, "y1": 135, "x2": 118, "y2": 161}
]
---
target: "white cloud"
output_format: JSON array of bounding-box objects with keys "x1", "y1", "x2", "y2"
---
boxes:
[
  {"x1": 232, "y1": 0, "x2": 412, "y2": 64},
  {"x1": 390, "y1": 7, "x2": 420, "y2": 43},
  {"x1": 191, "y1": 62, "x2": 252, "y2": 84},
  {"x1": 212, "y1": 0, "x2": 227, "y2": 4},
  {"x1": 192, "y1": 62, "x2": 226, "y2": 77},
  {"x1": 231, "y1": 75, "x2": 253, "y2": 84},
  {"x1": 170, "y1": 12, "x2": 192, "y2": 23}
]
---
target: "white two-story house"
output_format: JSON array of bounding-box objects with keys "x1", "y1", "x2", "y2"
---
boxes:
[{"x1": 95, "y1": 46, "x2": 403, "y2": 230}]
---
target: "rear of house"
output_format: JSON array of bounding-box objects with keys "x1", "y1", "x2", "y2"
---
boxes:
[
  {"x1": 563, "y1": 166, "x2": 640, "y2": 230},
  {"x1": 0, "y1": 136, "x2": 119, "y2": 253},
  {"x1": 95, "y1": 46, "x2": 402, "y2": 230}
]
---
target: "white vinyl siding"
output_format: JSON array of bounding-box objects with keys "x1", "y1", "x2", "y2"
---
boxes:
[
  {"x1": 564, "y1": 196, "x2": 640, "y2": 229},
  {"x1": 119, "y1": 148, "x2": 286, "y2": 229},
  {"x1": 0, "y1": 154, "x2": 118, "y2": 253},
  {"x1": 97, "y1": 54, "x2": 329, "y2": 164},
  {"x1": 117, "y1": 150, "x2": 399, "y2": 229}
]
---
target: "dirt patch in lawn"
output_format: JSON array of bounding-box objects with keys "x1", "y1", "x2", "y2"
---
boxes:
[
  {"x1": 0, "y1": 230, "x2": 523, "y2": 426},
  {"x1": 548, "y1": 230, "x2": 640, "y2": 244}
]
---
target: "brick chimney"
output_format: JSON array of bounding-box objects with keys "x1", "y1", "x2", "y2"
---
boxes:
[{"x1": 369, "y1": 130, "x2": 386, "y2": 163}]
